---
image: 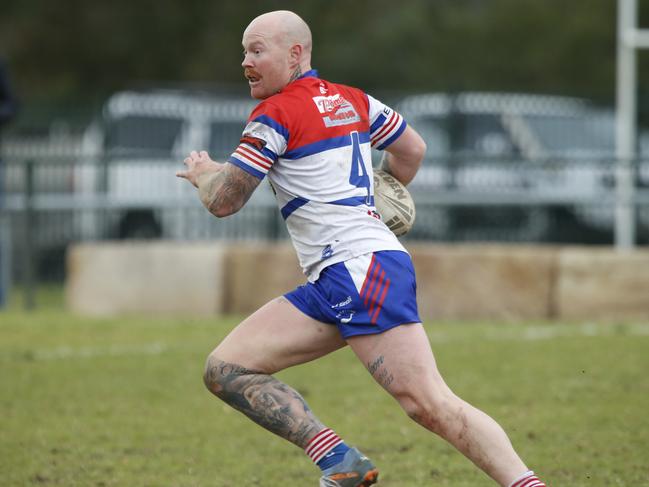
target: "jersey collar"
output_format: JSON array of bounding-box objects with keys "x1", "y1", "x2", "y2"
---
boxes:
[
  {"x1": 279, "y1": 69, "x2": 319, "y2": 94},
  {"x1": 298, "y1": 69, "x2": 319, "y2": 79}
]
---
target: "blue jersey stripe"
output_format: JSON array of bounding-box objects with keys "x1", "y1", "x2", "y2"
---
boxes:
[
  {"x1": 369, "y1": 114, "x2": 387, "y2": 135},
  {"x1": 252, "y1": 114, "x2": 290, "y2": 142},
  {"x1": 228, "y1": 156, "x2": 266, "y2": 179},
  {"x1": 298, "y1": 69, "x2": 319, "y2": 79},
  {"x1": 329, "y1": 195, "x2": 374, "y2": 207},
  {"x1": 261, "y1": 146, "x2": 279, "y2": 162},
  {"x1": 376, "y1": 120, "x2": 407, "y2": 151},
  {"x1": 284, "y1": 132, "x2": 370, "y2": 160},
  {"x1": 240, "y1": 140, "x2": 278, "y2": 162},
  {"x1": 281, "y1": 196, "x2": 310, "y2": 219}
]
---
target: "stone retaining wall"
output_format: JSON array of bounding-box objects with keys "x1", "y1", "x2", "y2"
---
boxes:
[
  {"x1": 66, "y1": 242, "x2": 226, "y2": 316},
  {"x1": 557, "y1": 247, "x2": 649, "y2": 320},
  {"x1": 66, "y1": 242, "x2": 649, "y2": 320}
]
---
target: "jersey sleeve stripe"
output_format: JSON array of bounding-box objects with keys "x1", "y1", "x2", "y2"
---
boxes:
[
  {"x1": 227, "y1": 156, "x2": 266, "y2": 179},
  {"x1": 284, "y1": 132, "x2": 370, "y2": 160},
  {"x1": 235, "y1": 145, "x2": 273, "y2": 169},
  {"x1": 231, "y1": 150, "x2": 271, "y2": 174},
  {"x1": 369, "y1": 113, "x2": 387, "y2": 135},
  {"x1": 376, "y1": 119, "x2": 407, "y2": 150},
  {"x1": 251, "y1": 114, "x2": 290, "y2": 142},
  {"x1": 371, "y1": 111, "x2": 398, "y2": 144},
  {"x1": 239, "y1": 139, "x2": 279, "y2": 162},
  {"x1": 260, "y1": 146, "x2": 279, "y2": 162}
]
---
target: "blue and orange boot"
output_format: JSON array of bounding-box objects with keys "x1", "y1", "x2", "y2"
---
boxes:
[{"x1": 319, "y1": 447, "x2": 379, "y2": 487}]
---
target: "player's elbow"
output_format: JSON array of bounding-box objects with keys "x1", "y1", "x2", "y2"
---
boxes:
[
  {"x1": 389, "y1": 128, "x2": 427, "y2": 174},
  {"x1": 208, "y1": 202, "x2": 239, "y2": 218},
  {"x1": 207, "y1": 196, "x2": 247, "y2": 218},
  {"x1": 409, "y1": 134, "x2": 427, "y2": 167},
  {"x1": 200, "y1": 190, "x2": 241, "y2": 218},
  {"x1": 394, "y1": 136, "x2": 426, "y2": 184}
]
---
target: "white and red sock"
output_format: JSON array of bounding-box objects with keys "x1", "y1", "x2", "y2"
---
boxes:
[
  {"x1": 509, "y1": 470, "x2": 547, "y2": 487},
  {"x1": 304, "y1": 428, "x2": 346, "y2": 467}
]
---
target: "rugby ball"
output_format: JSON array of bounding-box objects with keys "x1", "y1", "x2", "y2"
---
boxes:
[{"x1": 373, "y1": 169, "x2": 416, "y2": 236}]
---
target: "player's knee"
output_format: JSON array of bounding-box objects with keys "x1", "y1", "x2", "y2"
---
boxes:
[
  {"x1": 203, "y1": 353, "x2": 227, "y2": 396},
  {"x1": 202, "y1": 353, "x2": 258, "y2": 397},
  {"x1": 397, "y1": 389, "x2": 459, "y2": 435}
]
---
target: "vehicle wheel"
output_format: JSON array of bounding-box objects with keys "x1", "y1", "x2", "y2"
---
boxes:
[{"x1": 118, "y1": 210, "x2": 162, "y2": 240}]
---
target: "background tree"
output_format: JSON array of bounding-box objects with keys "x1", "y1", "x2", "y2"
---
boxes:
[{"x1": 1, "y1": 0, "x2": 648, "y2": 127}]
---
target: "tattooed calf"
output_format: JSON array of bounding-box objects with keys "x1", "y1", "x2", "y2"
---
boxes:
[{"x1": 203, "y1": 357, "x2": 324, "y2": 448}]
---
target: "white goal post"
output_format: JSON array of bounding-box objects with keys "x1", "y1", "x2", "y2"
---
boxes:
[{"x1": 616, "y1": 0, "x2": 649, "y2": 248}]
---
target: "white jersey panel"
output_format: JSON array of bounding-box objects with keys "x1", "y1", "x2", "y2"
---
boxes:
[
  {"x1": 268, "y1": 135, "x2": 406, "y2": 281},
  {"x1": 270, "y1": 141, "x2": 368, "y2": 204}
]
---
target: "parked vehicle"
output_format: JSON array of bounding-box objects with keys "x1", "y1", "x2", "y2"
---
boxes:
[
  {"x1": 396, "y1": 92, "x2": 649, "y2": 242},
  {"x1": 76, "y1": 89, "x2": 280, "y2": 241}
]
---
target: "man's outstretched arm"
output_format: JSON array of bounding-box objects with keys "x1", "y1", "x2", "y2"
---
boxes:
[{"x1": 176, "y1": 150, "x2": 261, "y2": 217}]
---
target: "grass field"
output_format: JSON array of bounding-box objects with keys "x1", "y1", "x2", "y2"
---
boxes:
[{"x1": 1, "y1": 288, "x2": 648, "y2": 486}]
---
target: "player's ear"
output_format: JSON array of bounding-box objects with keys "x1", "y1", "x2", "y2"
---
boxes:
[{"x1": 289, "y1": 43, "x2": 302, "y2": 66}]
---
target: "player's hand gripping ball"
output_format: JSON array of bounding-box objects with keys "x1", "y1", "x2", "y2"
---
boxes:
[{"x1": 373, "y1": 169, "x2": 416, "y2": 237}]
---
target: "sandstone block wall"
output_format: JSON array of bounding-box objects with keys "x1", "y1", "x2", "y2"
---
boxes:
[
  {"x1": 222, "y1": 243, "x2": 305, "y2": 314},
  {"x1": 65, "y1": 242, "x2": 649, "y2": 321},
  {"x1": 557, "y1": 247, "x2": 649, "y2": 320},
  {"x1": 66, "y1": 242, "x2": 226, "y2": 316},
  {"x1": 409, "y1": 244, "x2": 559, "y2": 321}
]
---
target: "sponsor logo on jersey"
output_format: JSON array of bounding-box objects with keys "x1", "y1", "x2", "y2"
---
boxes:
[
  {"x1": 322, "y1": 244, "x2": 334, "y2": 259},
  {"x1": 331, "y1": 296, "x2": 353, "y2": 309},
  {"x1": 312, "y1": 94, "x2": 346, "y2": 113},
  {"x1": 312, "y1": 94, "x2": 361, "y2": 128},
  {"x1": 337, "y1": 310, "x2": 355, "y2": 324}
]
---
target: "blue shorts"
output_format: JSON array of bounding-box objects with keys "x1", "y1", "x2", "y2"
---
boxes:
[{"x1": 285, "y1": 250, "x2": 421, "y2": 338}]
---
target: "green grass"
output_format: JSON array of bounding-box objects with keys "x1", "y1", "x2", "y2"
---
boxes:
[{"x1": 1, "y1": 290, "x2": 648, "y2": 486}]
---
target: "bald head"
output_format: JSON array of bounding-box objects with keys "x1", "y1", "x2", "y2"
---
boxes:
[
  {"x1": 245, "y1": 10, "x2": 312, "y2": 61},
  {"x1": 241, "y1": 10, "x2": 313, "y2": 99}
]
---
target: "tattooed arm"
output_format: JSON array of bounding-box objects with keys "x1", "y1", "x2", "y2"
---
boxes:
[{"x1": 177, "y1": 150, "x2": 261, "y2": 217}]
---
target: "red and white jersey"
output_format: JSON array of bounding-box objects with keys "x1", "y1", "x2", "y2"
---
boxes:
[{"x1": 228, "y1": 70, "x2": 408, "y2": 281}]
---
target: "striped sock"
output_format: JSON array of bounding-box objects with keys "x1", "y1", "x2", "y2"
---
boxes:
[
  {"x1": 304, "y1": 428, "x2": 350, "y2": 471},
  {"x1": 509, "y1": 470, "x2": 547, "y2": 487}
]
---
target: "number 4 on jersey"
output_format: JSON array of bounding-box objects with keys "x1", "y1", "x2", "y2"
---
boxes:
[{"x1": 349, "y1": 131, "x2": 373, "y2": 205}]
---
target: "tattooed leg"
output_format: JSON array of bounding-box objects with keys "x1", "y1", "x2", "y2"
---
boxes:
[{"x1": 203, "y1": 356, "x2": 325, "y2": 448}]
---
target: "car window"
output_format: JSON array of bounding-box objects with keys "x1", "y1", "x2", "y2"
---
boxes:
[
  {"x1": 521, "y1": 113, "x2": 615, "y2": 157},
  {"x1": 208, "y1": 120, "x2": 248, "y2": 158},
  {"x1": 104, "y1": 116, "x2": 184, "y2": 157},
  {"x1": 459, "y1": 113, "x2": 518, "y2": 157}
]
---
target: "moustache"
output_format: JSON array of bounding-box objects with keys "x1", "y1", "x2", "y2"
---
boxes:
[{"x1": 245, "y1": 68, "x2": 261, "y2": 79}]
